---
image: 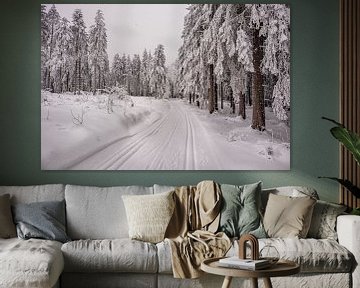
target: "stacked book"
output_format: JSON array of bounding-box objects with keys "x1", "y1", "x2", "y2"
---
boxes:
[{"x1": 218, "y1": 257, "x2": 271, "y2": 270}]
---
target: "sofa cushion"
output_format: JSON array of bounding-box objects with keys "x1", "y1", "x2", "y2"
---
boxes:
[
  {"x1": 0, "y1": 184, "x2": 65, "y2": 204},
  {"x1": 12, "y1": 200, "x2": 70, "y2": 243},
  {"x1": 260, "y1": 238, "x2": 353, "y2": 273},
  {"x1": 307, "y1": 200, "x2": 347, "y2": 240},
  {"x1": 218, "y1": 182, "x2": 266, "y2": 238},
  {"x1": 263, "y1": 193, "x2": 316, "y2": 238},
  {"x1": 61, "y1": 273, "x2": 157, "y2": 288},
  {"x1": 61, "y1": 239, "x2": 158, "y2": 273},
  {"x1": 0, "y1": 238, "x2": 64, "y2": 288},
  {"x1": 156, "y1": 240, "x2": 173, "y2": 274},
  {"x1": 0, "y1": 194, "x2": 16, "y2": 238},
  {"x1": 122, "y1": 191, "x2": 175, "y2": 243},
  {"x1": 65, "y1": 185, "x2": 153, "y2": 239},
  {"x1": 157, "y1": 237, "x2": 353, "y2": 274}
]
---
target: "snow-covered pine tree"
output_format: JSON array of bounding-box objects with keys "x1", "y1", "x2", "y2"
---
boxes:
[
  {"x1": 247, "y1": 4, "x2": 290, "y2": 126},
  {"x1": 125, "y1": 55, "x2": 132, "y2": 94},
  {"x1": 43, "y1": 5, "x2": 60, "y2": 91},
  {"x1": 200, "y1": 4, "x2": 220, "y2": 114},
  {"x1": 119, "y1": 54, "x2": 127, "y2": 88},
  {"x1": 51, "y1": 17, "x2": 72, "y2": 93},
  {"x1": 110, "y1": 53, "x2": 122, "y2": 87},
  {"x1": 260, "y1": 4, "x2": 290, "y2": 121},
  {"x1": 251, "y1": 20, "x2": 266, "y2": 131},
  {"x1": 147, "y1": 51, "x2": 154, "y2": 95},
  {"x1": 150, "y1": 44, "x2": 167, "y2": 98},
  {"x1": 70, "y1": 9, "x2": 88, "y2": 94},
  {"x1": 177, "y1": 5, "x2": 205, "y2": 104},
  {"x1": 131, "y1": 54, "x2": 141, "y2": 96},
  {"x1": 166, "y1": 62, "x2": 177, "y2": 98},
  {"x1": 41, "y1": 5, "x2": 49, "y2": 90},
  {"x1": 217, "y1": 4, "x2": 251, "y2": 118},
  {"x1": 89, "y1": 10, "x2": 109, "y2": 94},
  {"x1": 140, "y1": 49, "x2": 151, "y2": 96}
]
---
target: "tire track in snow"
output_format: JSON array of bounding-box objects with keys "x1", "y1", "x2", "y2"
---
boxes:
[
  {"x1": 68, "y1": 108, "x2": 170, "y2": 169},
  {"x1": 98, "y1": 109, "x2": 173, "y2": 169},
  {"x1": 68, "y1": 98, "x2": 224, "y2": 170},
  {"x1": 183, "y1": 104, "x2": 197, "y2": 169},
  {"x1": 69, "y1": 100, "x2": 185, "y2": 170}
]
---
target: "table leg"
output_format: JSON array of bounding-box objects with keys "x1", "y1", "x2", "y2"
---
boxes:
[
  {"x1": 251, "y1": 278, "x2": 258, "y2": 288},
  {"x1": 221, "y1": 276, "x2": 233, "y2": 288},
  {"x1": 263, "y1": 277, "x2": 273, "y2": 288}
]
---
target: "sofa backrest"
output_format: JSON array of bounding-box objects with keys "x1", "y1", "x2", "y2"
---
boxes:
[
  {"x1": 261, "y1": 186, "x2": 319, "y2": 212},
  {"x1": 153, "y1": 184, "x2": 176, "y2": 194},
  {"x1": 65, "y1": 184, "x2": 154, "y2": 240},
  {"x1": 0, "y1": 184, "x2": 65, "y2": 204}
]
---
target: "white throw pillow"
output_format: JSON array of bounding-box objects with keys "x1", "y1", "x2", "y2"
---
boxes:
[{"x1": 122, "y1": 191, "x2": 175, "y2": 243}]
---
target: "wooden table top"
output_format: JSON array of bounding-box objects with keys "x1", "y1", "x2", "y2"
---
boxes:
[{"x1": 201, "y1": 257, "x2": 300, "y2": 278}]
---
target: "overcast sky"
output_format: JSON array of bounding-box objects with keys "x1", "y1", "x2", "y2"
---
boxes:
[{"x1": 45, "y1": 4, "x2": 188, "y2": 65}]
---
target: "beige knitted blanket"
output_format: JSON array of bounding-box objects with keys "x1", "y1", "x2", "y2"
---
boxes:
[{"x1": 165, "y1": 181, "x2": 231, "y2": 279}]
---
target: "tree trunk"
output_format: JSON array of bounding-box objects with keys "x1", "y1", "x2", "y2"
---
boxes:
[
  {"x1": 251, "y1": 29, "x2": 265, "y2": 131},
  {"x1": 239, "y1": 92, "x2": 246, "y2": 119},
  {"x1": 220, "y1": 82, "x2": 224, "y2": 109},
  {"x1": 78, "y1": 59, "x2": 81, "y2": 95},
  {"x1": 208, "y1": 64, "x2": 215, "y2": 114},
  {"x1": 66, "y1": 72, "x2": 69, "y2": 92},
  {"x1": 214, "y1": 80, "x2": 218, "y2": 111},
  {"x1": 247, "y1": 73, "x2": 252, "y2": 106},
  {"x1": 98, "y1": 64, "x2": 101, "y2": 91},
  {"x1": 47, "y1": 69, "x2": 51, "y2": 91}
]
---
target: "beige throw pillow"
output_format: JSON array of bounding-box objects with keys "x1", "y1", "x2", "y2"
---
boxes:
[
  {"x1": 122, "y1": 191, "x2": 175, "y2": 243},
  {"x1": 0, "y1": 194, "x2": 17, "y2": 238},
  {"x1": 263, "y1": 193, "x2": 316, "y2": 238}
]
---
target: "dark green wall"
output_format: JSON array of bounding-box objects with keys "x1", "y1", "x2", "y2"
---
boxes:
[{"x1": 0, "y1": 0, "x2": 340, "y2": 203}]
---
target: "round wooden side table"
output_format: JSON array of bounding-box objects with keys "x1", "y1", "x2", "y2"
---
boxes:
[{"x1": 201, "y1": 257, "x2": 300, "y2": 288}]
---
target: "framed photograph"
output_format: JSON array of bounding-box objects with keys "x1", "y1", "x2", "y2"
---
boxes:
[{"x1": 41, "y1": 4, "x2": 290, "y2": 170}]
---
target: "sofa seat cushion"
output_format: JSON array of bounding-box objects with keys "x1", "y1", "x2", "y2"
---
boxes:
[
  {"x1": 260, "y1": 238, "x2": 353, "y2": 272},
  {"x1": 227, "y1": 238, "x2": 353, "y2": 273},
  {"x1": 62, "y1": 239, "x2": 158, "y2": 273},
  {"x1": 0, "y1": 238, "x2": 64, "y2": 288},
  {"x1": 157, "y1": 238, "x2": 354, "y2": 274}
]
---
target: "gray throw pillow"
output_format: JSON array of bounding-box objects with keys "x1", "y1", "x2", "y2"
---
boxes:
[
  {"x1": 218, "y1": 182, "x2": 266, "y2": 238},
  {"x1": 0, "y1": 194, "x2": 16, "y2": 238},
  {"x1": 12, "y1": 200, "x2": 70, "y2": 243},
  {"x1": 307, "y1": 200, "x2": 347, "y2": 240}
]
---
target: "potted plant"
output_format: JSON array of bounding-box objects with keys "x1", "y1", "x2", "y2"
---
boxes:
[{"x1": 320, "y1": 117, "x2": 360, "y2": 215}]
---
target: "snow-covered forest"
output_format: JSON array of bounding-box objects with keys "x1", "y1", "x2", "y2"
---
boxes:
[
  {"x1": 177, "y1": 4, "x2": 290, "y2": 130},
  {"x1": 41, "y1": 4, "x2": 290, "y2": 170},
  {"x1": 41, "y1": 5, "x2": 169, "y2": 99}
]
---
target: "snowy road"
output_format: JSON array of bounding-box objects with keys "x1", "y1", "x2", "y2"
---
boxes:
[
  {"x1": 42, "y1": 95, "x2": 290, "y2": 170},
  {"x1": 68, "y1": 99, "x2": 224, "y2": 170}
]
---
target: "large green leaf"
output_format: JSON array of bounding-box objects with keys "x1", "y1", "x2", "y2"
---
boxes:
[
  {"x1": 319, "y1": 177, "x2": 360, "y2": 198},
  {"x1": 322, "y1": 117, "x2": 360, "y2": 165}
]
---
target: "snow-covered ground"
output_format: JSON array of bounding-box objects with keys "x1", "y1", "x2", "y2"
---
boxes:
[{"x1": 41, "y1": 91, "x2": 290, "y2": 170}]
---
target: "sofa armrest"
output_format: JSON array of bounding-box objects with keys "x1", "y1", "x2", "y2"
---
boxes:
[{"x1": 337, "y1": 215, "x2": 360, "y2": 288}]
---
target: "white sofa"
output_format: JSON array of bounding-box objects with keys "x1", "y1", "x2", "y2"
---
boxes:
[{"x1": 0, "y1": 183, "x2": 359, "y2": 288}]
